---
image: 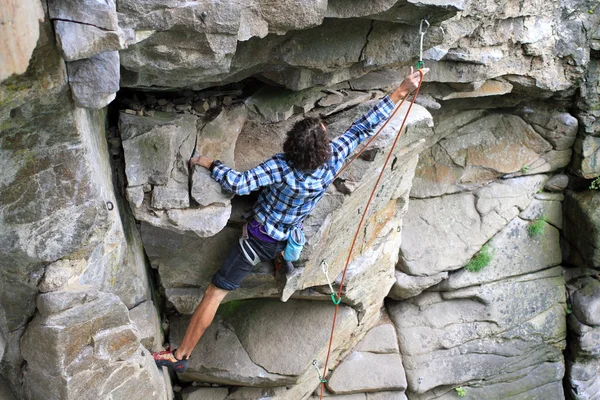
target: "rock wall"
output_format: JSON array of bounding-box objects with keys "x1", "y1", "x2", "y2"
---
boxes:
[{"x1": 1, "y1": 0, "x2": 600, "y2": 399}]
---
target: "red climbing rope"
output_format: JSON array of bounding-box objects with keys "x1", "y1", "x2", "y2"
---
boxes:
[{"x1": 319, "y1": 69, "x2": 425, "y2": 399}]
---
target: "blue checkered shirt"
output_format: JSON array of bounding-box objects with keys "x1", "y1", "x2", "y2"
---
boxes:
[{"x1": 212, "y1": 95, "x2": 396, "y2": 241}]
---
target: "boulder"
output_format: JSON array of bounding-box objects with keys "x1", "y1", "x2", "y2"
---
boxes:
[
  {"x1": 388, "y1": 270, "x2": 448, "y2": 300},
  {"x1": 21, "y1": 291, "x2": 166, "y2": 399},
  {"x1": 571, "y1": 277, "x2": 600, "y2": 327},
  {"x1": 354, "y1": 324, "x2": 399, "y2": 354},
  {"x1": 67, "y1": 51, "x2": 120, "y2": 109},
  {"x1": 170, "y1": 299, "x2": 357, "y2": 385},
  {"x1": 192, "y1": 105, "x2": 247, "y2": 206},
  {"x1": 518, "y1": 106, "x2": 578, "y2": 151},
  {"x1": 246, "y1": 86, "x2": 324, "y2": 123},
  {"x1": 129, "y1": 300, "x2": 163, "y2": 352},
  {"x1": 54, "y1": 21, "x2": 126, "y2": 62},
  {"x1": 48, "y1": 0, "x2": 118, "y2": 30},
  {"x1": 544, "y1": 174, "x2": 569, "y2": 192},
  {"x1": 570, "y1": 135, "x2": 600, "y2": 179},
  {"x1": 327, "y1": 352, "x2": 407, "y2": 394}
]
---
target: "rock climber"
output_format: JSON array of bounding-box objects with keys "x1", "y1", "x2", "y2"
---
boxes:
[{"x1": 153, "y1": 67, "x2": 428, "y2": 372}]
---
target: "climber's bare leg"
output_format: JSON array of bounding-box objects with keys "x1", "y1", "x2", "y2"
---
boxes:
[{"x1": 175, "y1": 283, "x2": 229, "y2": 360}]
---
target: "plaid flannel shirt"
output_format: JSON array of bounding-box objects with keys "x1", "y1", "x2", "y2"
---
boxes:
[{"x1": 211, "y1": 95, "x2": 396, "y2": 241}]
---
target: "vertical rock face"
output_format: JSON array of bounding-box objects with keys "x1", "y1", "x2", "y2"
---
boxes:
[{"x1": 0, "y1": 10, "x2": 165, "y2": 400}]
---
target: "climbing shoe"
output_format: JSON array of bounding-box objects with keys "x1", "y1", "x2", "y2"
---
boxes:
[{"x1": 152, "y1": 349, "x2": 188, "y2": 373}]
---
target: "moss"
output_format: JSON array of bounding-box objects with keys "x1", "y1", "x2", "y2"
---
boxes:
[
  {"x1": 465, "y1": 244, "x2": 493, "y2": 272},
  {"x1": 455, "y1": 387, "x2": 467, "y2": 397},
  {"x1": 527, "y1": 217, "x2": 546, "y2": 237},
  {"x1": 590, "y1": 177, "x2": 600, "y2": 190},
  {"x1": 219, "y1": 300, "x2": 243, "y2": 317}
]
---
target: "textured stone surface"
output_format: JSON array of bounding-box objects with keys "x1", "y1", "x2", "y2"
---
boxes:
[
  {"x1": 192, "y1": 105, "x2": 247, "y2": 206},
  {"x1": 48, "y1": 0, "x2": 118, "y2": 30},
  {"x1": 54, "y1": 21, "x2": 126, "y2": 62},
  {"x1": 67, "y1": 51, "x2": 120, "y2": 109},
  {"x1": 182, "y1": 387, "x2": 228, "y2": 400},
  {"x1": 563, "y1": 190, "x2": 600, "y2": 269},
  {"x1": 566, "y1": 358, "x2": 600, "y2": 400},
  {"x1": 0, "y1": 0, "x2": 44, "y2": 82},
  {"x1": 354, "y1": 324, "x2": 399, "y2": 354},
  {"x1": 129, "y1": 300, "x2": 163, "y2": 352},
  {"x1": 22, "y1": 291, "x2": 166, "y2": 399},
  {"x1": 411, "y1": 114, "x2": 559, "y2": 197},
  {"x1": 389, "y1": 271, "x2": 448, "y2": 300},
  {"x1": 389, "y1": 267, "x2": 567, "y2": 397},
  {"x1": 170, "y1": 299, "x2": 357, "y2": 385},
  {"x1": 440, "y1": 217, "x2": 561, "y2": 290},
  {"x1": 400, "y1": 175, "x2": 546, "y2": 276},
  {"x1": 327, "y1": 352, "x2": 407, "y2": 394}
]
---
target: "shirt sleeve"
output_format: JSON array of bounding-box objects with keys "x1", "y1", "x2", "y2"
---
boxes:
[
  {"x1": 330, "y1": 95, "x2": 395, "y2": 170},
  {"x1": 211, "y1": 155, "x2": 286, "y2": 195}
]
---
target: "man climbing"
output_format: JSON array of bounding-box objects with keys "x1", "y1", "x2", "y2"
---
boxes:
[{"x1": 153, "y1": 67, "x2": 428, "y2": 372}]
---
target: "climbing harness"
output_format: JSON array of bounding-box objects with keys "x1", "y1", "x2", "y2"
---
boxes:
[
  {"x1": 239, "y1": 223, "x2": 261, "y2": 266},
  {"x1": 316, "y1": 20, "x2": 429, "y2": 399}
]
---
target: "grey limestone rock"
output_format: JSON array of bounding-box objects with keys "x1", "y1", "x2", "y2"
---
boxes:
[
  {"x1": 182, "y1": 387, "x2": 229, "y2": 400},
  {"x1": 388, "y1": 270, "x2": 448, "y2": 300},
  {"x1": 354, "y1": 324, "x2": 399, "y2": 354},
  {"x1": 67, "y1": 51, "x2": 120, "y2": 109},
  {"x1": 48, "y1": 0, "x2": 118, "y2": 30},
  {"x1": 570, "y1": 135, "x2": 600, "y2": 179},
  {"x1": 566, "y1": 358, "x2": 600, "y2": 400},
  {"x1": 54, "y1": 20, "x2": 126, "y2": 62},
  {"x1": 192, "y1": 105, "x2": 247, "y2": 206},
  {"x1": 563, "y1": 190, "x2": 600, "y2": 269},
  {"x1": 22, "y1": 291, "x2": 166, "y2": 399},
  {"x1": 571, "y1": 277, "x2": 600, "y2": 327},
  {"x1": 544, "y1": 174, "x2": 570, "y2": 192},
  {"x1": 327, "y1": 352, "x2": 407, "y2": 394},
  {"x1": 400, "y1": 175, "x2": 547, "y2": 276},
  {"x1": 389, "y1": 267, "x2": 566, "y2": 397},
  {"x1": 38, "y1": 259, "x2": 81, "y2": 293},
  {"x1": 129, "y1": 300, "x2": 163, "y2": 352},
  {"x1": 170, "y1": 299, "x2": 357, "y2": 385}
]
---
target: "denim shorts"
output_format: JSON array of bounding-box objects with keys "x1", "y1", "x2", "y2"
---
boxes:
[{"x1": 212, "y1": 231, "x2": 286, "y2": 291}]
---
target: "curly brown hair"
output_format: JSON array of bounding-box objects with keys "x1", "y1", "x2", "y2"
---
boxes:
[{"x1": 283, "y1": 117, "x2": 331, "y2": 171}]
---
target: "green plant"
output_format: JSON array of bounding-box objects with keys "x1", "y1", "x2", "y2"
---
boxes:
[
  {"x1": 455, "y1": 387, "x2": 467, "y2": 397},
  {"x1": 465, "y1": 245, "x2": 493, "y2": 272},
  {"x1": 566, "y1": 303, "x2": 573, "y2": 315},
  {"x1": 521, "y1": 165, "x2": 530, "y2": 173},
  {"x1": 528, "y1": 217, "x2": 547, "y2": 237},
  {"x1": 590, "y1": 177, "x2": 600, "y2": 190}
]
